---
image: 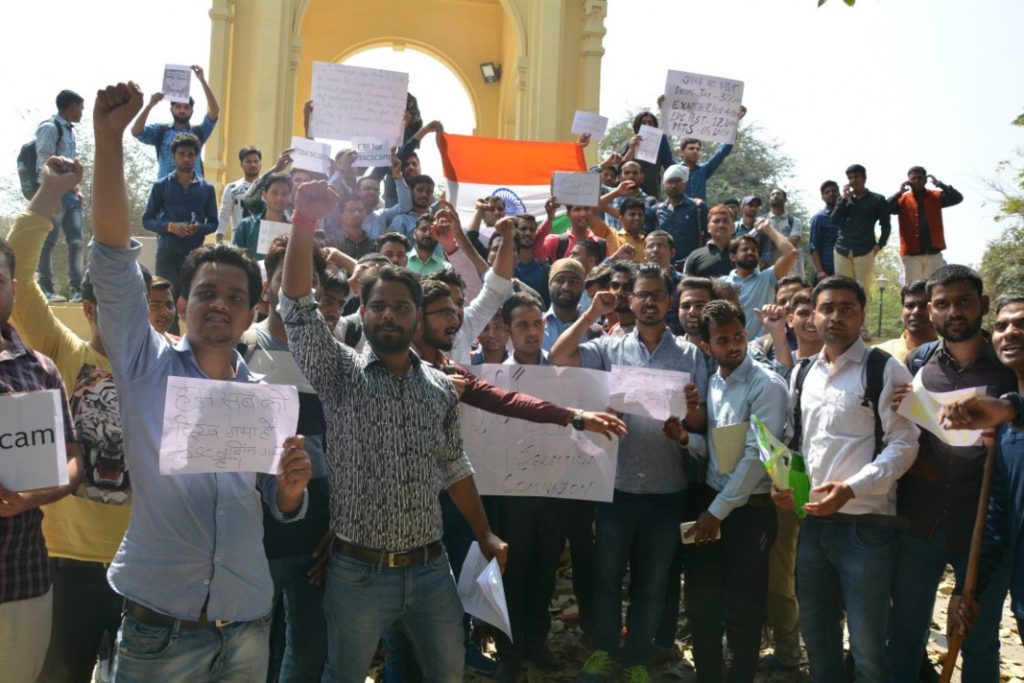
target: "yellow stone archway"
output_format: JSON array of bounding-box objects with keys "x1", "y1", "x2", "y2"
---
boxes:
[{"x1": 203, "y1": 0, "x2": 607, "y2": 191}]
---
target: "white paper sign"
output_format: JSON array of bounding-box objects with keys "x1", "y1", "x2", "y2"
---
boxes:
[
  {"x1": 159, "y1": 376, "x2": 299, "y2": 475},
  {"x1": 257, "y1": 220, "x2": 292, "y2": 255},
  {"x1": 162, "y1": 65, "x2": 192, "y2": 104},
  {"x1": 552, "y1": 172, "x2": 601, "y2": 208},
  {"x1": 290, "y1": 136, "x2": 331, "y2": 175},
  {"x1": 571, "y1": 110, "x2": 609, "y2": 142},
  {"x1": 662, "y1": 69, "x2": 744, "y2": 144},
  {"x1": 310, "y1": 62, "x2": 409, "y2": 143},
  {"x1": 608, "y1": 366, "x2": 690, "y2": 422},
  {"x1": 352, "y1": 137, "x2": 392, "y2": 168},
  {"x1": 897, "y1": 372, "x2": 985, "y2": 448},
  {"x1": 635, "y1": 124, "x2": 664, "y2": 164},
  {"x1": 0, "y1": 390, "x2": 69, "y2": 491},
  {"x1": 458, "y1": 542, "x2": 513, "y2": 641},
  {"x1": 460, "y1": 364, "x2": 618, "y2": 502}
]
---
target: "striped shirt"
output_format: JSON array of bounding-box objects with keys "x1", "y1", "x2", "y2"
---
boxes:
[
  {"x1": 0, "y1": 324, "x2": 77, "y2": 605},
  {"x1": 280, "y1": 292, "x2": 474, "y2": 551},
  {"x1": 35, "y1": 115, "x2": 76, "y2": 176}
]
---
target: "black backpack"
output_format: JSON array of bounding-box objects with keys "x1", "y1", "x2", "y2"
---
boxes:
[
  {"x1": 791, "y1": 347, "x2": 891, "y2": 456},
  {"x1": 905, "y1": 340, "x2": 940, "y2": 377},
  {"x1": 17, "y1": 118, "x2": 63, "y2": 200}
]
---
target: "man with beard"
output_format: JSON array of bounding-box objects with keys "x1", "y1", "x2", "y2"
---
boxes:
[
  {"x1": 684, "y1": 205, "x2": 736, "y2": 278},
  {"x1": 512, "y1": 214, "x2": 549, "y2": 306},
  {"x1": 648, "y1": 165, "x2": 705, "y2": 263},
  {"x1": 889, "y1": 265, "x2": 1015, "y2": 683},
  {"x1": 720, "y1": 222, "x2": 797, "y2": 339},
  {"x1": 324, "y1": 194, "x2": 376, "y2": 260},
  {"x1": 889, "y1": 167, "x2": 963, "y2": 284},
  {"x1": 391, "y1": 175, "x2": 436, "y2": 239},
  {"x1": 874, "y1": 280, "x2": 937, "y2": 362},
  {"x1": 606, "y1": 261, "x2": 637, "y2": 336},
  {"x1": 542, "y1": 258, "x2": 588, "y2": 352},
  {"x1": 678, "y1": 277, "x2": 714, "y2": 353},
  {"x1": 232, "y1": 173, "x2": 292, "y2": 260},
  {"x1": 406, "y1": 215, "x2": 451, "y2": 277},
  {"x1": 733, "y1": 197, "x2": 770, "y2": 269},
  {"x1": 551, "y1": 263, "x2": 708, "y2": 683},
  {"x1": 217, "y1": 147, "x2": 261, "y2": 243},
  {"x1": 809, "y1": 181, "x2": 841, "y2": 283},
  {"x1": 141, "y1": 132, "x2": 218, "y2": 299},
  {"x1": 131, "y1": 66, "x2": 220, "y2": 179},
  {"x1": 764, "y1": 188, "x2": 803, "y2": 273},
  {"x1": 669, "y1": 300, "x2": 787, "y2": 683},
  {"x1": 377, "y1": 232, "x2": 411, "y2": 268},
  {"x1": 279, "y1": 179, "x2": 507, "y2": 681}
]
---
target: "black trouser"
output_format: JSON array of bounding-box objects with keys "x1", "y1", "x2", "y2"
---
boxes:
[
  {"x1": 495, "y1": 496, "x2": 568, "y2": 654},
  {"x1": 563, "y1": 499, "x2": 596, "y2": 634},
  {"x1": 686, "y1": 501, "x2": 778, "y2": 683},
  {"x1": 37, "y1": 558, "x2": 123, "y2": 683}
]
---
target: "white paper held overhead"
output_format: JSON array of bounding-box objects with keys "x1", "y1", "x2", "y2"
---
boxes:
[
  {"x1": 289, "y1": 136, "x2": 332, "y2": 175},
  {"x1": 352, "y1": 137, "x2": 392, "y2": 168},
  {"x1": 571, "y1": 111, "x2": 609, "y2": 142},
  {"x1": 257, "y1": 220, "x2": 292, "y2": 256},
  {"x1": 635, "y1": 125, "x2": 664, "y2": 164},
  {"x1": 551, "y1": 172, "x2": 601, "y2": 208},
  {"x1": 310, "y1": 62, "x2": 408, "y2": 143},
  {"x1": 162, "y1": 65, "x2": 192, "y2": 104}
]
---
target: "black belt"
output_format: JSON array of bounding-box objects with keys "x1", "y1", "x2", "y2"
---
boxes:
[
  {"x1": 332, "y1": 538, "x2": 443, "y2": 568},
  {"x1": 124, "y1": 600, "x2": 233, "y2": 630}
]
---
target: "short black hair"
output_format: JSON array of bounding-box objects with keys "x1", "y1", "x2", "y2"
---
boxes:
[
  {"x1": 377, "y1": 232, "x2": 411, "y2": 251},
  {"x1": 0, "y1": 238, "x2": 14, "y2": 277},
  {"x1": 820, "y1": 179, "x2": 840, "y2": 194},
  {"x1": 680, "y1": 137, "x2": 702, "y2": 150},
  {"x1": 812, "y1": 275, "x2": 866, "y2": 308},
  {"x1": 408, "y1": 175, "x2": 435, "y2": 195},
  {"x1": 679, "y1": 276, "x2": 714, "y2": 299},
  {"x1": 361, "y1": 265, "x2": 423, "y2": 309},
  {"x1": 776, "y1": 275, "x2": 809, "y2": 292},
  {"x1": 149, "y1": 275, "x2": 172, "y2": 294},
  {"x1": 771, "y1": 187, "x2": 788, "y2": 200},
  {"x1": 907, "y1": 165, "x2": 927, "y2": 177},
  {"x1": 171, "y1": 132, "x2": 201, "y2": 155},
  {"x1": 698, "y1": 299, "x2": 746, "y2": 342},
  {"x1": 996, "y1": 294, "x2": 1024, "y2": 314},
  {"x1": 631, "y1": 110, "x2": 658, "y2": 133},
  {"x1": 635, "y1": 263, "x2": 674, "y2": 295},
  {"x1": 926, "y1": 264, "x2": 984, "y2": 298},
  {"x1": 56, "y1": 90, "x2": 84, "y2": 110},
  {"x1": 584, "y1": 263, "x2": 612, "y2": 289},
  {"x1": 845, "y1": 164, "x2": 867, "y2": 177},
  {"x1": 180, "y1": 243, "x2": 263, "y2": 308},
  {"x1": 645, "y1": 230, "x2": 676, "y2": 250},
  {"x1": 712, "y1": 279, "x2": 740, "y2": 303},
  {"x1": 357, "y1": 253, "x2": 391, "y2": 267},
  {"x1": 320, "y1": 265, "x2": 350, "y2": 298},
  {"x1": 900, "y1": 279, "x2": 927, "y2": 304},
  {"x1": 430, "y1": 268, "x2": 468, "y2": 293},
  {"x1": 722, "y1": 197, "x2": 740, "y2": 207},
  {"x1": 264, "y1": 173, "x2": 293, "y2": 194},
  {"x1": 238, "y1": 146, "x2": 262, "y2": 162},
  {"x1": 356, "y1": 176, "x2": 380, "y2": 190},
  {"x1": 618, "y1": 197, "x2": 646, "y2": 216},
  {"x1": 609, "y1": 260, "x2": 637, "y2": 281},
  {"x1": 572, "y1": 239, "x2": 603, "y2": 263},
  {"x1": 263, "y1": 234, "x2": 327, "y2": 284},
  {"x1": 421, "y1": 279, "x2": 456, "y2": 309},
  {"x1": 729, "y1": 234, "x2": 760, "y2": 255},
  {"x1": 501, "y1": 291, "x2": 544, "y2": 326}
]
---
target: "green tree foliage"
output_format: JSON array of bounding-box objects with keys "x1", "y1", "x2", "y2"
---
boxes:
[{"x1": 979, "y1": 113, "x2": 1024, "y2": 309}]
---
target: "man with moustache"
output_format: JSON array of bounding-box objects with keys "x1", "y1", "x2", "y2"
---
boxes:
[
  {"x1": 831, "y1": 165, "x2": 892, "y2": 313},
  {"x1": 720, "y1": 222, "x2": 797, "y2": 339},
  {"x1": 510, "y1": 214, "x2": 550, "y2": 306},
  {"x1": 889, "y1": 265, "x2": 1015, "y2": 683},
  {"x1": 615, "y1": 197, "x2": 648, "y2": 261},
  {"x1": 764, "y1": 188, "x2": 803, "y2": 274},
  {"x1": 406, "y1": 215, "x2": 451, "y2": 277},
  {"x1": 809, "y1": 181, "x2": 841, "y2": 283},
  {"x1": 874, "y1": 280, "x2": 937, "y2": 362},
  {"x1": 888, "y1": 167, "x2": 963, "y2": 283},
  {"x1": 648, "y1": 165, "x2": 705, "y2": 263},
  {"x1": 606, "y1": 262, "x2": 637, "y2": 336},
  {"x1": 684, "y1": 205, "x2": 736, "y2": 278},
  {"x1": 542, "y1": 258, "x2": 589, "y2": 352}
]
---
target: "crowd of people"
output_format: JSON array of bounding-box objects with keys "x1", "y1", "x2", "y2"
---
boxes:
[{"x1": 1, "y1": 71, "x2": 1022, "y2": 683}]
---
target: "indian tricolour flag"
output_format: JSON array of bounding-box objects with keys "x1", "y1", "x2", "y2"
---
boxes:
[{"x1": 438, "y1": 132, "x2": 587, "y2": 236}]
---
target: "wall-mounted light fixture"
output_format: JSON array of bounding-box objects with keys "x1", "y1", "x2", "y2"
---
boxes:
[{"x1": 480, "y1": 62, "x2": 502, "y2": 84}]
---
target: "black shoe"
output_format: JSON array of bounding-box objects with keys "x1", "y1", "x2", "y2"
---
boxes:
[
  {"x1": 918, "y1": 654, "x2": 939, "y2": 683},
  {"x1": 523, "y1": 640, "x2": 561, "y2": 671},
  {"x1": 496, "y1": 658, "x2": 521, "y2": 683}
]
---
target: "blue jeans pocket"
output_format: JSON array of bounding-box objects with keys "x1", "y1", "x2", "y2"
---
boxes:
[
  {"x1": 328, "y1": 554, "x2": 375, "y2": 587},
  {"x1": 850, "y1": 523, "x2": 895, "y2": 552},
  {"x1": 118, "y1": 616, "x2": 176, "y2": 659}
]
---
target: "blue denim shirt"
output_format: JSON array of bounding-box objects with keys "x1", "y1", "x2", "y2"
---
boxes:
[
  {"x1": 721, "y1": 267, "x2": 778, "y2": 338},
  {"x1": 135, "y1": 115, "x2": 217, "y2": 179},
  {"x1": 90, "y1": 240, "x2": 305, "y2": 622},
  {"x1": 648, "y1": 197, "x2": 704, "y2": 261},
  {"x1": 142, "y1": 173, "x2": 219, "y2": 255},
  {"x1": 809, "y1": 207, "x2": 840, "y2": 275},
  {"x1": 682, "y1": 144, "x2": 733, "y2": 203},
  {"x1": 577, "y1": 327, "x2": 709, "y2": 494}
]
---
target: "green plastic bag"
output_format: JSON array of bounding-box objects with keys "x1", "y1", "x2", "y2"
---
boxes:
[{"x1": 751, "y1": 415, "x2": 810, "y2": 519}]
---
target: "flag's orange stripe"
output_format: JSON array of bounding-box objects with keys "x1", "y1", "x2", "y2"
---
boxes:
[{"x1": 438, "y1": 132, "x2": 587, "y2": 186}]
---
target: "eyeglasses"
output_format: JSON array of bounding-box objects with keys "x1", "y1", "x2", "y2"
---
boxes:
[
  {"x1": 425, "y1": 308, "x2": 460, "y2": 320},
  {"x1": 631, "y1": 291, "x2": 669, "y2": 302},
  {"x1": 608, "y1": 281, "x2": 633, "y2": 292}
]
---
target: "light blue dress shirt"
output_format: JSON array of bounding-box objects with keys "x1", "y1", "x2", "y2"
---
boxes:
[{"x1": 721, "y1": 267, "x2": 778, "y2": 338}]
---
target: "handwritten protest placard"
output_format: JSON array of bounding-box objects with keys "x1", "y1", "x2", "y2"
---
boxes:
[
  {"x1": 352, "y1": 137, "x2": 391, "y2": 168},
  {"x1": 310, "y1": 62, "x2": 408, "y2": 143},
  {"x1": 159, "y1": 376, "x2": 299, "y2": 475},
  {"x1": 257, "y1": 220, "x2": 291, "y2": 256},
  {"x1": 0, "y1": 390, "x2": 69, "y2": 491},
  {"x1": 290, "y1": 136, "x2": 331, "y2": 175},
  {"x1": 635, "y1": 124, "x2": 664, "y2": 164},
  {"x1": 460, "y1": 364, "x2": 618, "y2": 502},
  {"x1": 552, "y1": 172, "x2": 601, "y2": 207},
  {"x1": 162, "y1": 65, "x2": 192, "y2": 104},
  {"x1": 571, "y1": 110, "x2": 609, "y2": 142},
  {"x1": 662, "y1": 69, "x2": 744, "y2": 144},
  {"x1": 608, "y1": 365, "x2": 689, "y2": 422}
]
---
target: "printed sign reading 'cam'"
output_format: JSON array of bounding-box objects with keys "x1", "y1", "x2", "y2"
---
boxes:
[{"x1": 0, "y1": 390, "x2": 70, "y2": 491}]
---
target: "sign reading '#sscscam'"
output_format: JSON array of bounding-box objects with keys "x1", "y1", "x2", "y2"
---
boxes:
[
  {"x1": 0, "y1": 390, "x2": 69, "y2": 491},
  {"x1": 310, "y1": 62, "x2": 408, "y2": 144},
  {"x1": 352, "y1": 137, "x2": 391, "y2": 168},
  {"x1": 290, "y1": 136, "x2": 332, "y2": 175},
  {"x1": 662, "y1": 69, "x2": 744, "y2": 144},
  {"x1": 160, "y1": 376, "x2": 299, "y2": 475}
]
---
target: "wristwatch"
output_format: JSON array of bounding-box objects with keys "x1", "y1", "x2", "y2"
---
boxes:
[
  {"x1": 999, "y1": 392, "x2": 1024, "y2": 430},
  {"x1": 571, "y1": 409, "x2": 586, "y2": 431}
]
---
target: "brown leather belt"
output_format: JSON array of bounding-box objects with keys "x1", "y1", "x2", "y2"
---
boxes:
[
  {"x1": 332, "y1": 538, "x2": 443, "y2": 568},
  {"x1": 124, "y1": 599, "x2": 233, "y2": 630}
]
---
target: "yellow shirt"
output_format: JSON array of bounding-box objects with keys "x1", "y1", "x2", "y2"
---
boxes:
[
  {"x1": 5, "y1": 211, "x2": 130, "y2": 563},
  {"x1": 615, "y1": 229, "x2": 647, "y2": 261},
  {"x1": 873, "y1": 330, "x2": 915, "y2": 363}
]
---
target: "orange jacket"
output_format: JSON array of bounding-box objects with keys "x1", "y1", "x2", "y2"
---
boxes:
[{"x1": 892, "y1": 188, "x2": 962, "y2": 256}]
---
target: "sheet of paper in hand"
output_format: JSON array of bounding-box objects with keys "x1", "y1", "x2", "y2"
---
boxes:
[
  {"x1": 458, "y1": 542, "x2": 513, "y2": 641},
  {"x1": 162, "y1": 65, "x2": 192, "y2": 104},
  {"x1": 159, "y1": 376, "x2": 299, "y2": 475},
  {"x1": 897, "y1": 371, "x2": 985, "y2": 448},
  {"x1": 662, "y1": 69, "x2": 744, "y2": 144},
  {"x1": 352, "y1": 137, "x2": 391, "y2": 168},
  {"x1": 0, "y1": 390, "x2": 69, "y2": 491},
  {"x1": 290, "y1": 136, "x2": 332, "y2": 175},
  {"x1": 310, "y1": 62, "x2": 408, "y2": 144},
  {"x1": 607, "y1": 365, "x2": 689, "y2": 422},
  {"x1": 552, "y1": 172, "x2": 601, "y2": 208},
  {"x1": 571, "y1": 110, "x2": 610, "y2": 142},
  {"x1": 635, "y1": 124, "x2": 664, "y2": 164},
  {"x1": 257, "y1": 220, "x2": 292, "y2": 255}
]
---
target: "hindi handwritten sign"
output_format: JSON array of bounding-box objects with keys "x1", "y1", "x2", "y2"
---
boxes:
[
  {"x1": 0, "y1": 390, "x2": 69, "y2": 491},
  {"x1": 608, "y1": 366, "x2": 689, "y2": 422},
  {"x1": 552, "y1": 172, "x2": 601, "y2": 208},
  {"x1": 310, "y1": 62, "x2": 408, "y2": 143},
  {"x1": 460, "y1": 365, "x2": 618, "y2": 502},
  {"x1": 458, "y1": 542, "x2": 513, "y2": 641},
  {"x1": 290, "y1": 136, "x2": 331, "y2": 175},
  {"x1": 352, "y1": 137, "x2": 391, "y2": 168},
  {"x1": 571, "y1": 111, "x2": 609, "y2": 142},
  {"x1": 635, "y1": 124, "x2": 664, "y2": 164},
  {"x1": 257, "y1": 220, "x2": 292, "y2": 256},
  {"x1": 162, "y1": 65, "x2": 192, "y2": 104},
  {"x1": 662, "y1": 69, "x2": 744, "y2": 144},
  {"x1": 159, "y1": 376, "x2": 299, "y2": 475}
]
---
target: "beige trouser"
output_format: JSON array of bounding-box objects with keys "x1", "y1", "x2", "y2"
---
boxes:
[
  {"x1": 0, "y1": 588, "x2": 52, "y2": 683},
  {"x1": 766, "y1": 508, "x2": 801, "y2": 666},
  {"x1": 834, "y1": 249, "x2": 877, "y2": 307},
  {"x1": 902, "y1": 253, "x2": 945, "y2": 285}
]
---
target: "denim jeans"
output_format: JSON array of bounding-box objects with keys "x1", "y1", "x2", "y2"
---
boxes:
[
  {"x1": 37, "y1": 191, "x2": 83, "y2": 292},
  {"x1": 267, "y1": 554, "x2": 326, "y2": 683},
  {"x1": 321, "y1": 549, "x2": 465, "y2": 683},
  {"x1": 797, "y1": 517, "x2": 896, "y2": 683},
  {"x1": 590, "y1": 489, "x2": 684, "y2": 667},
  {"x1": 890, "y1": 526, "x2": 1010, "y2": 683},
  {"x1": 110, "y1": 612, "x2": 270, "y2": 683}
]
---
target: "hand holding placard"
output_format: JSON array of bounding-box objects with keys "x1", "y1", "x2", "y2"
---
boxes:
[
  {"x1": 571, "y1": 111, "x2": 609, "y2": 142},
  {"x1": 290, "y1": 136, "x2": 332, "y2": 175},
  {"x1": 162, "y1": 65, "x2": 192, "y2": 104},
  {"x1": 635, "y1": 125, "x2": 664, "y2": 164},
  {"x1": 662, "y1": 70, "x2": 744, "y2": 144},
  {"x1": 0, "y1": 390, "x2": 69, "y2": 491},
  {"x1": 310, "y1": 62, "x2": 408, "y2": 143}
]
